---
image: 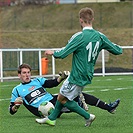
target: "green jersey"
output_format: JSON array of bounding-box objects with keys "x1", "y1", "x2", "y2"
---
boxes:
[{"x1": 53, "y1": 27, "x2": 123, "y2": 86}]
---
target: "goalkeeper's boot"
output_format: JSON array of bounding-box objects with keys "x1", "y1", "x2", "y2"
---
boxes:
[
  {"x1": 108, "y1": 99, "x2": 120, "y2": 114},
  {"x1": 36, "y1": 117, "x2": 56, "y2": 126},
  {"x1": 85, "y1": 114, "x2": 96, "y2": 127},
  {"x1": 79, "y1": 93, "x2": 89, "y2": 111}
]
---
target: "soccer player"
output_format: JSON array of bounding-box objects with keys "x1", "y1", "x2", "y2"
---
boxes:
[
  {"x1": 35, "y1": 7, "x2": 122, "y2": 127},
  {"x1": 9, "y1": 63, "x2": 69, "y2": 117},
  {"x1": 9, "y1": 63, "x2": 120, "y2": 118}
]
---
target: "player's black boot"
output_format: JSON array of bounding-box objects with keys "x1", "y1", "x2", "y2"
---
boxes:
[{"x1": 108, "y1": 99, "x2": 120, "y2": 114}]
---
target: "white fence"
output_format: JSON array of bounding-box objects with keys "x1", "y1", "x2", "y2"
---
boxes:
[
  {"x1": 57, "y1": 0, "x2": 120, "y2": 4},
  {"x1": 0, "y1": 46, "x2": 133, "y2": 82}
]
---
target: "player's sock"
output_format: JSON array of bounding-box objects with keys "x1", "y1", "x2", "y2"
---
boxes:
[
  {"x1": 64, "y1": 100, "x2": 90, "y2": 119},
  {"x1": 48, "y1": 100, "x2": 63, "y2": 120},
  {"x1": 82, "y1": 93, "x2": 111, "y2": 111},
  {"x1": 96, "y1": 100, "x2": 112, "y2": 111}
]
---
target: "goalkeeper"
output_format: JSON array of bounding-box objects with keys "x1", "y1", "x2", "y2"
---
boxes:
[{"x1": 9, "y1": 63, "x2": 120, "y2": 117}]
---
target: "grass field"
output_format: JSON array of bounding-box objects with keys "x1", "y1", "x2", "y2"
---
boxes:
[{"x1": 0, "y1": 75, "x2": 132, "y2": 133}]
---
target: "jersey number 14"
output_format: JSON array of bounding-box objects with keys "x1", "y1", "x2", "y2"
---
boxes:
[{"x1": 86, "y1": 41, "x2": 99, "y2": 62}]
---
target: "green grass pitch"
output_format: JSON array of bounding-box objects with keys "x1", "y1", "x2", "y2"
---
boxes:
[{"x1": 0, "y1": 75, "x2": 132, "y2": 133}]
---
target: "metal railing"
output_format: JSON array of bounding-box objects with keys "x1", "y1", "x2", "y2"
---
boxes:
[{"x1": 0, "y1": 46, "x2": 133, "y2": 82}]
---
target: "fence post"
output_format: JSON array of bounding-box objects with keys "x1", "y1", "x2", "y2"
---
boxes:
[
  {"x1": 39, "y1": 50, "x2": 42, "y2": 76},
  {"x1": 52, "y1": 55, "x2": 55, "y2": 79},
  {"x1": 0, "y1": 50, "x2": 3, "y2": 82},
  {"x1": 102, "y1": 49, "x2": 105, "y2": 76},
  {"x1": 19, "y1": 50, "x2": 23, "y2": 65}
]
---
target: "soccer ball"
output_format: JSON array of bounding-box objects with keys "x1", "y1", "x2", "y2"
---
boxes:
[{"x1": 38, "y1": 101, "x2": 54, "y2": 117}]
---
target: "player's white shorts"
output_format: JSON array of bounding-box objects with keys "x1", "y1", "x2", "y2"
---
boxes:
[{"x1": 60, "y1": 76, "x2": 84, "y2": 101}]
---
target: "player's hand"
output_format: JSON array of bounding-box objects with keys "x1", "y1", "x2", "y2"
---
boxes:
[
  {"x1": 44, "y1": 50, "x2": 54, "y2": 56},
  {"x1": 59, "y1": 71, "x2": 70, "y2": 81},
  {"x1": 14, "y1": 97, "x2": 23, "y2": 106},
  {"x1": 14, "y1": 97, "x2": 23, "y2": 111}
]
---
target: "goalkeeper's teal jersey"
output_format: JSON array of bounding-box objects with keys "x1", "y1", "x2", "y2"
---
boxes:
[
  {"x1": 10, "y1": 77, "x2": 53, "y2": 108},
  {"x1": 53, "y1": 27, "x2": 122, "y2": 86}
]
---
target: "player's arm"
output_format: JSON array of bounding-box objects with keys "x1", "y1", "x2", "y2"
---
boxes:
[
  {"x1": 100, "y1": 34, "x2": 123, "y2": 55},
  {"x1": 9, "y1": 97, "x2": 23, "y2": 115},
  {"x1": 45, "y1": 33, "x2": 81, "y2": 59},
  {"x1": 43, "y1": 71, "x2": 70, "y2": 88},
  {"x1": 53, "y1": 43, "x2": 78, "y2": 59}
]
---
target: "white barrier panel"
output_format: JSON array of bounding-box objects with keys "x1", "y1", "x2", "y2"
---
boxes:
[
  {"x1": 0, "y1": 50, "x2": 3, "y2": 82},
  {"x1": 0, "y1": 46, "x2": 133, "y2": 82},
  {"x1": 77, "y1": 0, "x2": 120, "y2": 3}
]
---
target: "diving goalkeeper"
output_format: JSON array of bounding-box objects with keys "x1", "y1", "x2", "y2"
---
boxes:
[{"x1": 9, "y1": 63, "x2": 120, "y2": 118}]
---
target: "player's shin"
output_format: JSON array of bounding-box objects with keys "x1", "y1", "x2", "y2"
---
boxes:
[
  {"x1": 48, "y1": 100, "x2": 63, "y2": 120},
  {"x1": 64, "y1": 100, "x2": 90, "y2": 119}
]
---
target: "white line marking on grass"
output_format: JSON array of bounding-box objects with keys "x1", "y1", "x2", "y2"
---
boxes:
[
  {"x1": 1, "y1": 84, "x2": 16, "y2": 87},
  {"x1": 105, "y1": 79, "x2": 112, "y2": 81},
  {"x1": 116, "y1": 78, "x2": 123, "y2": 80},
  {"x1": 84, "y1": 90, "x2": 95, "y2": 93},
  {"x1": 0, "y1": 98, "x2": 10, "y2": 101},
  {"x1": 114, "y1": 88, "x2": 128, "y2": 90},
  {"x1": 100, "y1": 89, "x2": 110, "y2": 92},
  {"x1": 1, "y1": 84, "x2": 17, "y2": 89},
  {"x1": 84, "y1": 87, "x2": 130, "y2": 94},
  {"x1": 95, "y1": 80, "x2": 101, "y2": 82}
]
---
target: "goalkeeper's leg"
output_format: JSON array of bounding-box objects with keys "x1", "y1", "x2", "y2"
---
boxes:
[
  {"x1": 82, "y1": 92, "x2": 110, "y2": 110},
  {"x1": 82, "y1": 92, "x2": 120, "y2": 113}
]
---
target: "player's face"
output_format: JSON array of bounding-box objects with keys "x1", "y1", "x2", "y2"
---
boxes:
[{"x1": 18, "y1": 68, "x2": 31, "y2": 83}]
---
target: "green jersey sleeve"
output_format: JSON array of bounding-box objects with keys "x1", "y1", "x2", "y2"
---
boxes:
[
  {"x1": 99, "y1": 32, "x2": 123, "y2": 55},
  {"x1": 53, "y1": 32, "x2": 82, "y2": 58}
]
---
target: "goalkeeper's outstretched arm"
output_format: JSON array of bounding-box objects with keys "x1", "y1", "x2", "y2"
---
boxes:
[
  {"x1": 9, "y1": 102, "x2": 18, "y2": 114},
  {"x1": 43, "y1": 71, "x2": 70, "y2": 88},
  {"x1": 9, "y1": 97, "x2": 23, "y2": 115}
]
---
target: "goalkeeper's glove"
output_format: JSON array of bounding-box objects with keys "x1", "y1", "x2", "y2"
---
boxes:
[
  {"x1": 59, "y1": 71, "x2": 70, "y2": 81},
  {"x1": 14, "y1": 97, "x2": 23, "y2": 111}
]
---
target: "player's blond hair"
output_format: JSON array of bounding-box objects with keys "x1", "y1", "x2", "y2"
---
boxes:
[{"x1": 79, "y1": 7, "x2": 94, "y2": 24}]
